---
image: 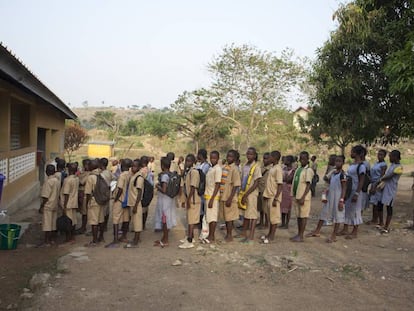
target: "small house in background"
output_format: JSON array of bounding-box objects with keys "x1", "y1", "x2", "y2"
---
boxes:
[
  {"x1": 88, "y1": 141, "x2": 115, "y2": 158},
  {"x1": 0, "y1": 43, "x2": 76, "y2": 212},
  {"x1": 293, "y1": 106, "x2": 310, "y2": 131}
]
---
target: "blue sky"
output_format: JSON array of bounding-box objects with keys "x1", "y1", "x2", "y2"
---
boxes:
[{"x1": 0, "y1": 0, "x2": 345, "y2": 109}]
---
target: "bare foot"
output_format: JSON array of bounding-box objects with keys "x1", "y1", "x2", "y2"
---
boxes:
[
  {"x1": 224, "y1": 236, "x2": 233, "y2": 242},
  {"x1": 289, "y1": 235, "x2": 299, "y2": 241},
  {"x1": 326, "y1": 237, "x2": 337, "y2": 243},
  {"x1": 345, "y1": 234, "x2": 357, "y2": 240}
]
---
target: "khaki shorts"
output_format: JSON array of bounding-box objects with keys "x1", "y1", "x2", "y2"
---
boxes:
[
  {"x1": 42, "y1": 209, "x2": 57, "y2": 232},
  {"x1": 293, "y1": 199, "x2": 311, "y2": 218},
  {"x1": 78, "y1": 192, "x2": 87, "y2": 215},
  {"x1": 187, "y1": 202, "x2": 201, "y2": 225},
  {"x1": 65, "y1": 208, "x2": 77, "y2": 226},
  {"x1": 88, "y1": 203, "x2": 104, "y2": 225},
  {"x1": 205, "y1": 198, "x2": 219, "y2": 223},
  {"x1": 130, "y1": 205, "x2": 143, "y2": 232},
  {"x1": 265, "y1": 198, "x2": 281, "y2": 225},
  {"x1": 112, "y1": 201, "x2": 124, "y2": 225},
  {"x1": 244, "y1": 193, "x2": 258, "y2": 220},
  {"x1": 122, "y1": 207, "x2": 130, "y2": 223},
  {"x1": 219, "y1": 200, "x2": 239, "y2": 222}
]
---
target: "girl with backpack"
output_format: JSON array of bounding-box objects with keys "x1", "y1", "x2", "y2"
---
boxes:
[
  {"x1": 378, "y1": 150, "x2": 403, "y2": 234},
  {"x1": 154, "y1": 157, "x2": 177, "y2": 248},
  {"x1": 339, "y1": 145, "x2": 366, "y2": 239}
]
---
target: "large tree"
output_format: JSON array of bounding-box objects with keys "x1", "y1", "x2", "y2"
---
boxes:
[
  {"x1": 208, "y1": 44, "x2": 305, "y2": 149},
  {"x1": 91, "y1": 111, "x2": 121, "y2": 140},
  {"x1": 308, "y1": 0, "x2": 414, "y2": 147}
]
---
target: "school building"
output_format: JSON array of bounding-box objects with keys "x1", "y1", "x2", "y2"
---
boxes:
[
  {"x1": 0, "y1": 43, "x2": 77, "y2": 213},
  {"x1": 293, "y1": 106, "x2": 310, "y2": 131}
]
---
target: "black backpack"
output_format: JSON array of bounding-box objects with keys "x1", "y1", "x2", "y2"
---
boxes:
[
  {"x1": 94, "y1": 174, "x2": 111, "y2": 205},
  {"x1": 134, "y1": 175, "x2": 154, "y2": 208},
  {"x1": 161, "y1": 172, "x2": 181, "y2": 198},
  {"x1": 357, "y1": 163, "x2": 371, "y2": 192},
  {"x1": 196, "y1": 168, "x2": 206, "y2": 196},
  {"x1": 56, "y1": 214, "x2": 72, "y2": 233}
]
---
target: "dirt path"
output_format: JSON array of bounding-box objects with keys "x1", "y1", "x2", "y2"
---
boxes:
[{"x1": 2, "y1": 175, "x2": 414, "y2": 311}]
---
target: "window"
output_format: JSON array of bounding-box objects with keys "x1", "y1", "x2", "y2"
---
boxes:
[{"x1": 10, "y1": 101, "x2": 30, "y2": 150}]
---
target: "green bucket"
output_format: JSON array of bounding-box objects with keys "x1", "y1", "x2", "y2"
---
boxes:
[{"x1": 0, "y1": 224, "x2": 21, "y2": 250}]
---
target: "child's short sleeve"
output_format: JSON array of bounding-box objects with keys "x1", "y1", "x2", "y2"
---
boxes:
[
  {"x1": 135, "y1": 175, "x2": 144, "y2": 190},
  {"x1": 214, "y1": 166, "x2": 222, "y2": 184},
  {"x1": 41, "y1": 179, "x2": 52, "y2": 199},
  {"x1": 305, "y1": 168, "x2": 314, "y2": 183},
  {"x1": 160, "y1": 173, "x2": 169, "y2": 184},
  {"x1": 190, "y1": 169, "x2": 200, "y2": 188}
]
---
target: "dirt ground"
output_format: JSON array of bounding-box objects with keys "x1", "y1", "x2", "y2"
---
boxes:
[{"x1": 1, "y1": 172, "x2": 414, "y2": 311}]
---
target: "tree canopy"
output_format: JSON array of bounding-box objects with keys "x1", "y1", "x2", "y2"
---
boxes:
[{"x1": 307, "y1": 0, "x2": 414, "y2": 149}]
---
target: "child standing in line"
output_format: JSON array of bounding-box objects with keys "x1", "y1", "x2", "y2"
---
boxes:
[
  {"x1": 124, "y1": 159, "x2": 144, "y2": 248},
  {"x1": 257, "y1": 152, "x2": 272, "y2": 229},
  {"x1": 84, "y1": 159, "x2": 106, "y2": 246},
  {"x1": 154, "y1": 157, "x2": 177, "y2": 247},
  {"x1": 76, "y1": 159, "x2": 91, "y2": 234},
  {"x1": 100, "y1": 157, "x2": 114, "y2": 232},
  {"x1": 39, "y1": 164, "x2": 60, "y2": 247},
  {"x1": 379, "y1": 150, "x2": 403, "y2": 234},
  {"x1": 306, "y1": 156, "x2": 347, "y2": 242},
  {"x1": 204, "y1": 151, "x2": 222, "y2": 244},
  {"x1": 219, "y1": 150, "x2": 241, "y2": 242},
  {"x1": 339, "y1": 145, "x2": 366, "y2": 240},
  {"x1": 239, "y1": 147, "x2": 262, "y2": 244},
  {"x1": 60, "y1": 163, "x2": 79, "y2": 243},
  {"x1": 179, "y1": 154, "x2": 201, "y2": 249},
  {"x1": 261, "y1": 151, "x2": 283, "y2": 244},
  {"x1": 280, "y1": 155, "x2": 295, "y2": 229},
  {"x1": 290, "y1": 151, "x2": 314, "y2": 242},
  {"x1": 105, "y1": 158, "x2": 132, "y2": 248},
  {"x1": 367, "y1": 150, "x2": 387, "y2": 226}
]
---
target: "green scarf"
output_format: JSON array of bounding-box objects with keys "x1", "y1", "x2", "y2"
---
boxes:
[{"x1": 293, "y1": 167, "x2": 303, "y2": 196}]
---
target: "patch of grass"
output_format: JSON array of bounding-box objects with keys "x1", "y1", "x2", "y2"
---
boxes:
[
  {"x1": 338, "y1": 264, "x2": 365, "y2": 280},
  {"x1": 291, "y1": 250, "x2": 298, "y2": 257}
]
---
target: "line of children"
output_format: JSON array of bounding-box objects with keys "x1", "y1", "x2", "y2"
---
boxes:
[{"x1": 40, "y1": 146, "x2": 404, "y2": 249}]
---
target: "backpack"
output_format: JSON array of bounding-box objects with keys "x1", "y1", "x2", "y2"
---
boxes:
[
  {"x1": 357, "y1": 163, "x2": 371, "y2": 192},
  {"x1": 56, "y1": 214, "x2": 72, "y2": 233},
  {"x1": 94, "y1": 174, "x2": 111, "y2": 205},
  {"x1": 161, "y1": 172, "x2": 181, "y2": 198},
  {"x1": 134, "y1": 175, "x2": 154, "y2": 208},
  {"x1": 340, "y1": 172, "x2": 353, "y2": 201},
  {"x1": 196, "y1": 168, "x2": 206, "y2": 196}
]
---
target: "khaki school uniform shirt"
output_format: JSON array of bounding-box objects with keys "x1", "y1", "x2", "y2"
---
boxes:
[
  {"x1": 220, "y1": 163, "x2": 241, "y2": 202},
  {"x1": 258, "y1": 164, "x2": 272, "y2": 193},
  {"x1": 115, "y1": 171, "x2": 131, "y2": 202},
  {"x1": 170, "y1": 161, "x2": 179, "y2": 173},
  {"x1": 41, "y1": 175, "x2": 60, "y2": 211},
  {"x1": 185, "y1": 168, "x2": 201, "y2": 204},
  {"x1": 263, "y1": 164, "x2": 283, "y2": 200},
  {"x1": 85, "y1": 169, "x2": 99, "y2": 205},
  {"x1": 60, "y1": 175, "x2": 79, "y2": 209},
  {"x1": 78, "y1": 171, "x2": 90, "y2": 191},
  {"x1": 205, "y1": 164, "x2": 222, "y2": 197},
  {"x1": 291, "y1": 165, "x2": 314, "y2": 200},
  {"x1": 243, "y1": 161, "x2": 262, "y2": 195},
  {"x1": 127, "y1": 172, "x2": 144, "y2": 207}
]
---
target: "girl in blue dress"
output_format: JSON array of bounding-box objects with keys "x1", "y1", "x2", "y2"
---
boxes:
[
  {"x1": 379, "y1": 150, "x2": 403, "y2": 233},
  {"x1": 339, "y1": 145, "x2": 366, "y2": 239},
  {"x1": 367, "y1": 149, "x2": 387, "y2": 226}
]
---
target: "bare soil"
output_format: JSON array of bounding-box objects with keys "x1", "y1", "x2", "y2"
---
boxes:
[{"x1": 1, "y1": 174, "x2": 414, "y2": 311}]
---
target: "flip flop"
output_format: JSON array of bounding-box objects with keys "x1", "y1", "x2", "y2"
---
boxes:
[
  {"x1": 326, "y1": 238, "x2": 337, "y2": 243},
  {"x1": 105, "y1": 242, "x2": 120, "y2": 248},
  {"x1": 305, "y1": 232, "x2": 320, "y2": 238},
  {"x1": 160, "y1": 241, "x2": 169, "y2": 248},
  {"x1": 124, "y1": 243, "x2": 139, "y2": 249},
  {"x1": 202, "y1": 238, "x2": 211, "y2": 244},
  {"x1": 260, "y1": 235, "x2": 267, "y2": 241},
  {"x1": 153, "y1": 240, "x2": 161, "y2": 246}
]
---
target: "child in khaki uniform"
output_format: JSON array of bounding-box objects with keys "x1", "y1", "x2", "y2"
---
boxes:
[
  {"x1": 179, "y1": 154, "x2": 201, "y2": 249},
  {"x1": 125, "y1": 159, "x2": 144, "y2": 248},
  {"x1": 262, "y1": 151, "x2": 283, "y2": 244},
  {"x1": 60, "y1": 163, "x2": 79, "y2": 243},
  {"x1": 239, "y1": 147, "x2": 262, "y2": 243},
  {"x1": 290, "y1": 151, "x2": 314, "y2": 242},
  {"x1": 219, "y1": 150, "x2": 241, "y2": 242},
  {"x1": 76, "y1": 159, "x2": 91, "y2": 234},
  {"x1": 39, "y1": 164, "x2": 60, "y2": 247},
  {"x1": 106, "y1": 158, "x2": 132, "y2": 248},
  {"x1": 84, "y1": 159, "x2": 105, "y2": 246}
]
